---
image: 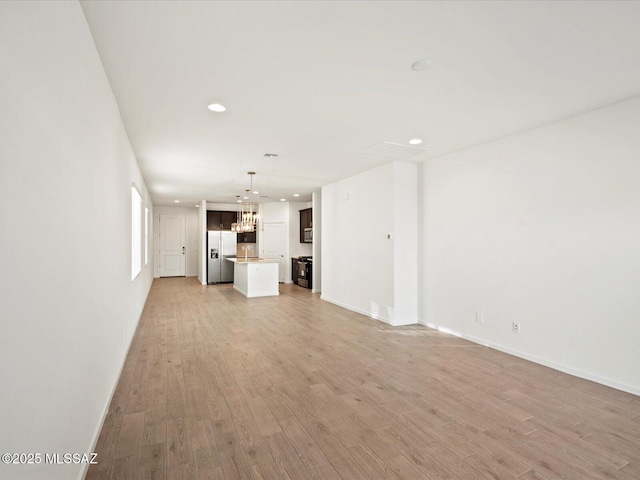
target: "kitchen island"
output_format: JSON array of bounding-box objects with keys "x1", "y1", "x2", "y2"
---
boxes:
[{"x1": 226, "y1": 258, "x2": 279, "y2": 298}]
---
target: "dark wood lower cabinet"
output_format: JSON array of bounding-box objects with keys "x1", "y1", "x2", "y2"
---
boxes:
[{"x1": 291, "y1": 258, "x2": 299, "y2": 285}]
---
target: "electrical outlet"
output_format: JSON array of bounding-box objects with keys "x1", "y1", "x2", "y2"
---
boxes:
[
  {"x1": 512, "y1": 322, "x2": 520, "y2": 333},
  {"x1": 475, "y1": 312, "x2": 484, "y2": 324}
]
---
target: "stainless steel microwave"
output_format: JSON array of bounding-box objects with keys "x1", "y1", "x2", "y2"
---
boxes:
[{"x1": 304, "y1": 227, "x2": 312, "y2": 242}]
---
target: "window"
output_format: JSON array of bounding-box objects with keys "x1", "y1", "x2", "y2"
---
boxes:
[
  {"x1": 131, "y1": 186, "x2": 142, "y2": 280},
  {"x1": 144, "y1": 206, "x2": 149, "y2": 266}
]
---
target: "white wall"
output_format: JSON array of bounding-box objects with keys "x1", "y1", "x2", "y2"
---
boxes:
[
  {"x1": 322, "y1": 162, "x2": 418, "y2": 325},
  {"x1": 153, "y1": 206, "x2": 199, "y2": 277},
  {"x1": 421, "y1": 97, "x2": 640, "y2": 394},
  {"x1": 198, "y1": 200, "x2": 207, "y2": 284},
  {"x1": 393, "y1": 162, "x2": 418, "y2": 323},
  {"x1": 205, "y1": 202, "x2": 240, "y2": 212},
  {"x1": 312, "y1": 189, "x2": 322, "y2": 293},
  {"x1": 0, "y1": 3, "x2": 153, "y2": 479},
  {"x1": 261, "y1": 202, "x2": 289, "y2": 223}
]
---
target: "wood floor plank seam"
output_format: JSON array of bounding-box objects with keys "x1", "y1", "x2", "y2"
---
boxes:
[{"x1": 86, "y1": 278, "x2": 640, "y2": 480}]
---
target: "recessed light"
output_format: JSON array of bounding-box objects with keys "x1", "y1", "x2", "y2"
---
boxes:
[
  {"x1": 264, "y1": 153, "x2": 278, "y2": 157},
  {"x1": 243, "y1": 196, "x2": 249, "y2": 200},
  {"x1": 280, "y1": 198, "x2": 286, "y2": 202},
  {"x1": 411, "y1": 59, "x2": 431, "y2": 72},
  {"x1": 237, "y1": 200, "x2": 242, "y2": 203},
  {"x1": 207, "y1": 103, "x2": 226, "y2": 112},
  {"x1": 195, "y1": 205, "x2": 199, "y2": 207},
  {"x1": 252, "y1": 191, "x2": 259, "y2": 194},
  {"x1": 174, "y1": 200, "x2": 180, "y2": 203},
  {"x1": 409, "y1": 138, "x2": 423, "y2": 145}
]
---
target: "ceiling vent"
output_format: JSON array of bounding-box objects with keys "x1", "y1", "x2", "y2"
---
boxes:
[{"x1": 360, "y1": 141, "x2": 428, "y2": 159}]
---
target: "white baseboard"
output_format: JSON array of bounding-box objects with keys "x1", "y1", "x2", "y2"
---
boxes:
[
  {"x1": 418, "y1": 319, "x2": 640, "y2": 397},
  {"x1": 78, "y1": 362, "x2": 125, "y2": 480},
  {"x1": 78, "y1": 280, "x2": 152, "y2": 480},
  {"x1": 321, "y1": 295, "x2": 384, "y2": 320},
  {"x1": 321, "y1": 295, "x2": 418, "y2": 327}
]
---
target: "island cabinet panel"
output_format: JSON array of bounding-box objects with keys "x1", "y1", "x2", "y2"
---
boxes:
[
  {"x1": 228, "y1": 258, "x2": 279, "y2": 298},
  {"x1": 299, "y1": 208, "x2": 312, "y2": 243}
]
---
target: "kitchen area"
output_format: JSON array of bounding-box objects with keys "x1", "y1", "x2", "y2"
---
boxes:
[
  {"x1": 204, "y1": 203, "x2": 317, "y2": 296},
  {"x1": 206, "y1": 209, "x2": 258, "y2": 284}
]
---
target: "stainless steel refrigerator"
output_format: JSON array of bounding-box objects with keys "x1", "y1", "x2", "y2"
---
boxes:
[{"x1": 207, "y1": 231, "x2": 237, "y2": 284}]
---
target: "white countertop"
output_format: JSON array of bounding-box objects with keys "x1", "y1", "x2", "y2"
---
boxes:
[{"x1": 226, "y1": 257, "x2": 278, "y2": 264}]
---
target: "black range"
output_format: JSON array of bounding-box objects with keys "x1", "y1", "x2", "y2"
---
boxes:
[{"x1": 291, "y1": 256, "x2": 312, "y2": 289}]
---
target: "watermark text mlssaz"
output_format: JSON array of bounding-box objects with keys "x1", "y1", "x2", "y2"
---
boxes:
[{"x1": 2, "y1": 453, "x2": 98, "y2": 465}]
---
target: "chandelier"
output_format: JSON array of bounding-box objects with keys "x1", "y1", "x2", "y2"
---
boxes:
[{"x1": 231, "y1": 172, "x2": 260, "y2": 233}]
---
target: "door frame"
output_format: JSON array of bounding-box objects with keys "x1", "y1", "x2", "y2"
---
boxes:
[
  {"x1": 261, "y1": 221, "x2": 287, "y2": 283},
  {"x1": 158, "y1": 213, "x2": 187, "y2": 277}
]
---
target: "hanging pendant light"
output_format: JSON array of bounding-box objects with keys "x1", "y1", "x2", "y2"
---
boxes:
[{"x1": 233, "y1": 172, "x2": 260, "y2": 233}]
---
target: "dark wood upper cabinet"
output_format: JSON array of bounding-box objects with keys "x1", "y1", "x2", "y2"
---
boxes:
[
  {"x1": 207, "y1": 211, "x2": 222, "y2": 231},
  {"x1": 221, "y1": 211, "x2": 236, "y2": 230},
  {"x1": 207, "y1": 210, "x2": 237, "y2": 231},
  {"x1": 299, "y1": 208, "x2": 312, "y2": 243},
  {"x1": 236, "y1": 231, "x2": 256, "y2": 243}
]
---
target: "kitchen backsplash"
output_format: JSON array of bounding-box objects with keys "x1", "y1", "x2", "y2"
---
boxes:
[{"x1": 237, "y1": 243, "x2": 257, "y2": 257}]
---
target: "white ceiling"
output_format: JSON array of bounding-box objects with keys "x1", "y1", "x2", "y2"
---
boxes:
[{"x1": 80, "y1": 1, "x2": 640, "y2": 206}]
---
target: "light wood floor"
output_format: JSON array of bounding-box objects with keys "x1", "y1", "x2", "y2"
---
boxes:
[{"x1": 87, "y1": 277, "x2": 640, "y2": 480}]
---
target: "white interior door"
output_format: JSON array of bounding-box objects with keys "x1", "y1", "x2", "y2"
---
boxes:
[
  {"x1": 159, "y1": 214, "x2": 186, "y2": 277},
  {"x1": 263, "y1": 222, "x2": 286, "y2": 282}
]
